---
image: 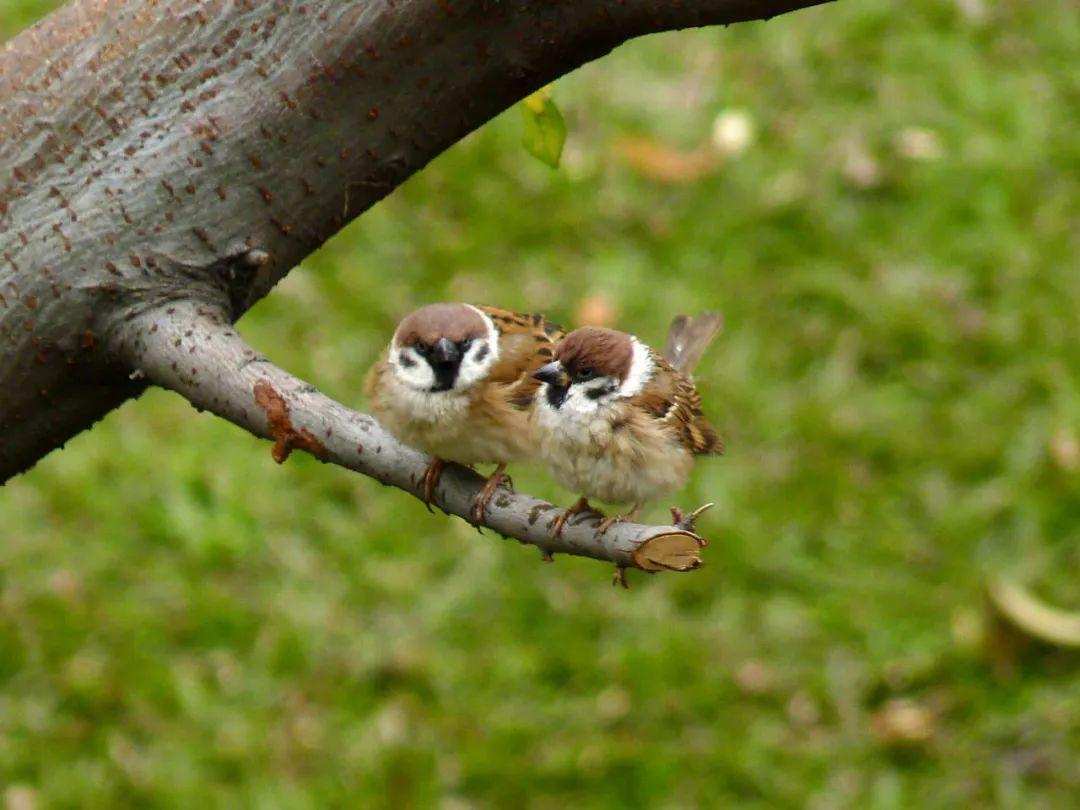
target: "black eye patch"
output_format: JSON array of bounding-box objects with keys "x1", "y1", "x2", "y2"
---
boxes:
[
  {"x1": 585, "y1": 380, "x2": 616, "y2": 400},
  {"x1": 474, "y1": 343, "x2": 489, "y2": 362},
  {"x1": 574, "y1": 366, "x2": 597, "y2": 382},
  {"x1": 546, "y1": 383, "x2": 567, "y2": 409},
  {"x1": 398, "y1": 351, "x2": 417, "y2": 368}
]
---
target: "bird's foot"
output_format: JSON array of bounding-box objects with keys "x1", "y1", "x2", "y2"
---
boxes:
[
  {"x1": 421, "y1": 457, "x2": 447, "y2": 510},
  {"x1": 551, "y1": 496, "x2": 598, "y2": 539},
  {"x1": 470, "y1": 463, "x2": 511, "y2": 524},
  {"x1": 595, "y1": 515, "x2": 624, "y2": 535},
  {"x1": 596, "y1": 503, "x2": 642, "y2": 536}
]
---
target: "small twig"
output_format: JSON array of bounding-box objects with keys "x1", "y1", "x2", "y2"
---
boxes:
[
  {"x1": 613, "y1": 566, "x2": 630, "y2": 589},
  {"x1": 671, "y1": 502, "x2": 715, "y2": 537},
  {"x1": 112, "y1": 300, "x2": 710, "y2": 576}
]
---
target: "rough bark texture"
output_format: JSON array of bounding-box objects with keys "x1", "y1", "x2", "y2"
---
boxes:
[{"x1": 0, "y1": 0, "x2": 829, "y2": 572}]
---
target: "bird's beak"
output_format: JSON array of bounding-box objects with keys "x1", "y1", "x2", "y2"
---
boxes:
[
  {"x1": 431, "y1": 337, "x2": 460, "y2": 365},
  {"x1": 533, "y1": 361, "x2": 569, "y2": 388}
]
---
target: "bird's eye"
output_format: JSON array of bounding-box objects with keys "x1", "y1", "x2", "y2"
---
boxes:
[
  {"x1": 576, "y1": 366, "x2": 596, "y2": 381},
  {"x1": 459, "y1": 338, "x2": 474, "y2": 352}
]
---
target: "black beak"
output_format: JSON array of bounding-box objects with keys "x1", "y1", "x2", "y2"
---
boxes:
[
  {"x1": 431, "y1": 337, "x2": 460, "y2": 365},
  {"x1": 533, "y1": 361, "x2": 569, "y2": 388}
]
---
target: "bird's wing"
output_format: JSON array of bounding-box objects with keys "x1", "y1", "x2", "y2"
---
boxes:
[
  {"x1": 629, "y1": 352, "x2": 722, "y2": 456},
  {"x1": 477, "y1": 306, "x2": 565, "y2": 405}
]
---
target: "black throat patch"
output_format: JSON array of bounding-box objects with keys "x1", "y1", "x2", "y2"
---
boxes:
[
  {"x1": 429, "y1": 360, "x2": 459, "y2": 392},
  {"x1": 545, "y1": 383, "x2": 569, "y2": 409}
]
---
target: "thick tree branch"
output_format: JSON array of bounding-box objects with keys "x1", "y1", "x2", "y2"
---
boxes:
[
  {"x1": 0, "y1": 0, "x2": 830, "y2": 480},
  {"x1": 111, "y1": 299, "x2": 709, "y2": 577}
]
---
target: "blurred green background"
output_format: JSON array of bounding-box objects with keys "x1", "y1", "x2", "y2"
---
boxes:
[{"x1": 3, "y1": 0, "x2": 1079, "y2": 807}]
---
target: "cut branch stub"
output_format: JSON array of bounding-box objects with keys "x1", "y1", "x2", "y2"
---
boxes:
[{"x1": 633, "y1": 531, "x2": 708, "y2": 573}]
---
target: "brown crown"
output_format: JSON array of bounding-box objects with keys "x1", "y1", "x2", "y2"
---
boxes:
[
  {"x1": 394, "y1": 303, "x2": 487, "y2": 347},
  {"x1": 555, "y1": 326, "x2": 634, "y2": 380}
]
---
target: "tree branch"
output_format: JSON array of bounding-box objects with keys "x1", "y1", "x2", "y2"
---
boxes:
[
  {"x1": 0, "y1": 0, "x2": 830, "y2": 480},
  {"x1": 111, "y1": 299, "x2": 709, "y2": 578}
]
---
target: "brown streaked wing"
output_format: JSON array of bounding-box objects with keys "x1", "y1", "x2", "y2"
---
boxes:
[
  {"x1": 630, "y1": 352, "x2": 723, "y2": 456},
  {"x1": 478, "y1": 306, "x2": 565, "y2": 405}
]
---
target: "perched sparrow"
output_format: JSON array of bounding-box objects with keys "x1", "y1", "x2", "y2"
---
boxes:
[
  {"x1": 532, "y1": 313, "x2": 723, "y2": 536},
  {"x1": 365, "y1": 303, "x2": 563, "y2": 522}
]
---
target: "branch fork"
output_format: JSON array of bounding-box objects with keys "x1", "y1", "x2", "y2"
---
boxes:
[{"x1": 1, "y1": 0, "x2": 830, "y2": 479}]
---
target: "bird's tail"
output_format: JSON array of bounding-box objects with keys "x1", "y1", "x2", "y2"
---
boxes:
[{"x1": 663, "y1": 312, "x2": 722, "y2": 374}]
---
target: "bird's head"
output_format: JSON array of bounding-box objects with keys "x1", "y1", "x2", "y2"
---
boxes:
[
  {"x1": 390, "y1": 303, "x2": 499, "y2": 393},
  {"x1": 533, "y1": 326, "x2": 652, "y2": 414}
]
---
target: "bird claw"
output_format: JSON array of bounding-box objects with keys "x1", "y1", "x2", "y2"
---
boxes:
[
  {"x1": 421, "y1": 458, "x2": 447, "y2": 509},
  {"x1": 470, "y1": 466, "x2": 511, "y2": 524},
  {"x1": 550, "y1": 496, "x2": 598, "y2": 539},
  {"x1": 550, "y1": 510, "x2": 573, "y2": 539},
  {"x1": 596, "y1": 504, "x2": 641, "y2": 536},
  {"x1": 595, "y1": 515, "x2": 626, "y2": 535}
]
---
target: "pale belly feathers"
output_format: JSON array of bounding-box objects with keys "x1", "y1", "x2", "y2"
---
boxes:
[
  {"x1": 372, "y1": 370, "x2": 534, "y2": 467},
  {"x1": 533, "y1": 400, "x2": 692, "y2": 506}
]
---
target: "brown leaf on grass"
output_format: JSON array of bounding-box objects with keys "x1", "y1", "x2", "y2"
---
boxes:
[
  {"x1": 840, "y1": 135, "x2": 882, "y2": 190},
  {"x1": 895, "y1": 127, "x2": 944, "y2": 161},
  {"x1": 734, "y1": 659, "x2": 778, "y2": 696},
  {"x1": 986, "y1": 578, "x2": 1080, "y2": 648},
  {"x1": 615, "y1": 136, "x2": 718, "y2": 184},
  {"x1": 48, "y1": 568, "x2": 82, "y2": 603},
  {"x1": 4, "y1": 787, "x2": 38, "y2": 810},
  {"x1": 955, "y1": 0, "x2": 988, "y2": 24},
  {"x1": 871, "y1": 698, "x2": 936, "y2": 746}
]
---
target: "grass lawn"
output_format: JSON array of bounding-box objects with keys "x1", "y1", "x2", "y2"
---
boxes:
[{"x1": 2, "y1": 0, "x2": 1078, "y2": 806}]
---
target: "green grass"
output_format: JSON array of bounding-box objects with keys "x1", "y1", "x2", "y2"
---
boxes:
[{"x1": 3, "y1": 0, "x2": 1080, "y2": 806}]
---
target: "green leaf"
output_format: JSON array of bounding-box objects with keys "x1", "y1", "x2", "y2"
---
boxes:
[{"x1": 519, "y1": 88, "x2": 566, "y2": 169}]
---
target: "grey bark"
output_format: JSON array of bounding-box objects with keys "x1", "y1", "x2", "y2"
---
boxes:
[{"x1": 0, "y1": 0, "x2": 829, "y2": 572}]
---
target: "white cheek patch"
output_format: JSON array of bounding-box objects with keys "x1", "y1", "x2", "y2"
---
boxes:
[
  {"x1": 455, "y1": 338, "x2": 496, "y2": 390},
  {"x1": 453, "y1": 306, "x2": 501, "y2": 391},
  {"x1": 389, "y1": 344, "x2": 435, "y2": 391},
  {"x1": 549, "y1": 376, "x2": 620, "y2": 418},
  {"x1": 537, "y1": 339, "x2": 653, "y2": 423},
  {"x1": 618, "y1": 337, "x2": 653, "y2": 398}
]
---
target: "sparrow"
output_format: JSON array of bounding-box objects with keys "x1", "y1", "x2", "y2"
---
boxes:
[
  {"x1": 531, "y1": 313, "x2": 723, "y2": 537},
  {"x1": 365, "y1": 302, "x2": 563, "y2": 522}
]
